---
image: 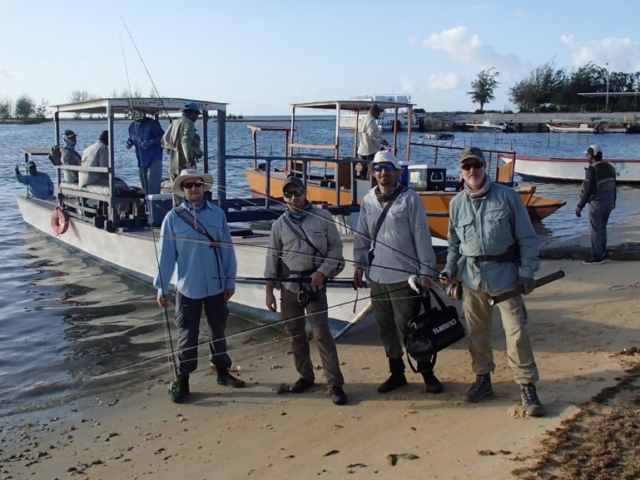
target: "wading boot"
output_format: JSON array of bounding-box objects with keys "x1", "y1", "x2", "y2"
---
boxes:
[
  {"x1": 520, "y1": 383, "x2": 546, "y2": 417},
  {"x1": 170, "y1": 375, "x2": 190, "y2": 403},
  {"x1": 377, "y1": 357, "x2": 408, "y2": 393},
  {"x1": 217, "y1": 368, "x2": 245, "y2": 388},
  {"x1": 417, "y1": 361, "x2": 444, "y2": 394},
  {"x1": 464, "y1": 373, "x2": 493, "y2": 403}
]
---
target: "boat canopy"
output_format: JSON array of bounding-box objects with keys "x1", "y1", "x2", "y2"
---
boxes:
[
  {"x1": 292, "y1": 99, "x2": 413, "y2": 112},
  {"x1": 51, "y1": 97, "x2": 227, "y2": 115}
]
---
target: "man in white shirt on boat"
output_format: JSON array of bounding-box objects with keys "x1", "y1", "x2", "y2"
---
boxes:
[{"x1": 356, "y1": 104, "x2": 389, "y2": 179}]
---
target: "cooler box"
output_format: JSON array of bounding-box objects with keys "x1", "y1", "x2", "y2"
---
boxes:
[
  {"x1": 408, "y1": 165, "x2": 446, "y2": 191},
  {"x1": 147, "y1": 194, "x2": 173, "y2": 227},
  {"x1": 398, "y1": 162, "x2": 410, "y2": 186}
]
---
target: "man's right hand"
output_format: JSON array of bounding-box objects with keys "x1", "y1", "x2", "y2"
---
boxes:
[
  {"x1": 125, "y1": 140, "x2": 134, "y2": 150},
  {"x1": 266, "y1": 292, "x2": 277, "y2": 312},
  {"x1": 157, "y1": 294, "x2": 170, "y2": 309},
  {"x1": 439, "y1": 270, "x2": 455, "y2": 285}
]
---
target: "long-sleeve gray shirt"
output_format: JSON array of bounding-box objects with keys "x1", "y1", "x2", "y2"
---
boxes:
[{"x1": 354, "y1": 187, "x2": 436, "y2": 284}]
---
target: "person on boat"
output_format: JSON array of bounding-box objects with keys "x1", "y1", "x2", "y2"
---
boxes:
[
  {"x1": 125, "y1": 109, "x2": 165, "y2": 195},
  {"x1": 60, "y1": 129, "x2": 82, "y2": 183},
  {"x1": 353, "y1": 150, "x2": 442, "y2": 395},
  {"x1": 162, "y1": 102, "x2": 201, "y2": 206},
  {"x1": 263, "y1": 176, "x2": 348, "y2": 406},
  {"x1": 154, "y1": 168, "x2": 243, "y2": 403},
  {"x1": 575, "y1": 144, "x2": 617, "y2": 265},
  {"x1": 356, "y1": 104, "x2": 389, "y2": 180},
  {"x1": 441, "y1": 146, "x2": 545, "y2": 417},
  {"x1": 14, "y1": 161, "x2": 54, "y2": 200}
]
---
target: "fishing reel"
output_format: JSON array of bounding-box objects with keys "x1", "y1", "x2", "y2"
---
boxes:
[
  {"x1": 444, "y1": 282, "x2": 463, "y2": 301},
  {"x1": 296, "y1": 286, "x2": 318, "y2": 307}
]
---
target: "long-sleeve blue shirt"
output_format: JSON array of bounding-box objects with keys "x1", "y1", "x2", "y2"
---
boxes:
[
  {"x1": 15, "y1": 171, "x2": 55, "y2": 200},
  {"x1": 127, "y1": 118, "x2": 165, "y2": 169},
  {"x1": 154, "y1": 200, "x2": 237, "y2": 299}
]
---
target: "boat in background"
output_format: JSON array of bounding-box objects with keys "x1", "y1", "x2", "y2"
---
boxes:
[
  {"x1": 339, "y1": 94, "x2": 417, "y2": 131},
  {"x1": 546, "y1": 122, "x2": 604, "y2": 134},
  {"x1": 423, "y1": 132, "x2": 455, "y2": 141},
  {"x1": 499, "y1": 154, "x2": 640, "y2": 184},
  {"x1": 465, "y1": 118, "x2": 515, "y2": 133}
]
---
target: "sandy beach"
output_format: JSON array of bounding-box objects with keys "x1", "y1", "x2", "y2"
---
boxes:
[{"x1": 1, "y1": 222, "x2": 639, "y2": 480}]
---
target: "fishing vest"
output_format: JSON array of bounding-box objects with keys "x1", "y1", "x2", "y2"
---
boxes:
[{"x1": 592, "y1": 161, "x2": 616, "y2": 192}]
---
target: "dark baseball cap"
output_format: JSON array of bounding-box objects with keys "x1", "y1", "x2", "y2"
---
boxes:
[
  {"x1": 64, "y1": 129, "x2": 77, "y2": 138},
  {"x1": 282, "y1": 176, "x2": 304, "y2": 191}
]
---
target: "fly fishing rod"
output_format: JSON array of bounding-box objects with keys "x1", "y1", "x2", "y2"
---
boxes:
[{"x1": 487, "y1": 270, "x2": 565, "y2": 306}]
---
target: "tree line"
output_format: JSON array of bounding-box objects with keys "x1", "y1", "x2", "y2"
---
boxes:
[{"x1": 469, "y1": 61, "x2": 640, "y2": 113}]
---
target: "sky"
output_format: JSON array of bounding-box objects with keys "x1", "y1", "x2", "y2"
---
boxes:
[{"x1": 2, "y1": 0, "x2": 640, "y2": 115}]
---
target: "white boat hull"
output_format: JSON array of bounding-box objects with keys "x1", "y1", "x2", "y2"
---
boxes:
[
  {"x1": 16, "y1": 197, "x2": 374, "y2": 338},
  {"x1": 500, "y1": 155, "x2": 640, "y2": 184}
]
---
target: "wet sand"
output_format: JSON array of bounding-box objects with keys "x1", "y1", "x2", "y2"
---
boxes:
[{"x1": 1, "y1": 221, "x2": 639, "y2": 480}]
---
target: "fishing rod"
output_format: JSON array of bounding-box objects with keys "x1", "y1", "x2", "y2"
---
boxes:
[{"x1": 487, "y1": 270, "x2": 565, "y2": 306}]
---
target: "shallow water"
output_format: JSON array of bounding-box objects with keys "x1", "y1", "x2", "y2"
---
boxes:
[{"x1": 0, "y1": 120, "x2": 638, "y2": 417}]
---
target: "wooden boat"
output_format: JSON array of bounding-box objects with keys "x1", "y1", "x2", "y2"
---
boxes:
[
  {"x1": 243, "y1": 101, "x2": 565, "y2": 239},
  {"x1": 546, "y1": 122, "x2": 604, "y2": 134},
  {"x1": 499, "y1": 154, "x2": 640, "y2": 184},
  {"x1": 18, "y1": 97, "x2": 441, "y2": 339}
]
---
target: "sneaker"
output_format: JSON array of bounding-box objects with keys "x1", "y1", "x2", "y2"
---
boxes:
[
  {"x1": 170, "y1": 376, "x2": 190, "y2": 403},
  {"x1": 464, "y1": 374, "x2": 493, "y2": 403},
  {"x1": 289, "y1": 378, "x2": 315, "y2": 393},
  {"x1": 330, "y1": 386, "x2": 348, "y2": 405},
  {"x1": 520, "y1": 383, "x2": 546, "y2": 417},
  {"x1": 582, "y1": 259, "x2": 604, "y2": 265},
  {"x1": 217, "y1": 370, "x2": 245, "y2": 388}
]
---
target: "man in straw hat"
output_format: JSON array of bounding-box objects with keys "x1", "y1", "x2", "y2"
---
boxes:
[
  {"x1": 154, "y1": 168, "x2": 243, "y2": 403},
  {"x1": 441, "y1": 146, "x2": 545, "y2": 417},
  {"x1": 353, "y1": 150, "x2": 443, "y2": 395}
]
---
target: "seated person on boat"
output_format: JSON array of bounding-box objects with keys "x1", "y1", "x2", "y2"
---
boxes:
[
  {"x1": 60, "y1": 129, "x2": 82, "y2": 183},
  {"x1": 15, "y1": 161, "x2": 55, "y2": 200}
]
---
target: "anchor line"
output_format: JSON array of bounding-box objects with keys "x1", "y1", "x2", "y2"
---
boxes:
[
  {"x1": 212, "y1": 181, "x2": 444, "y2": 279},
  {"x1": 95, "y1": 283, "x2": 422, "y2": 378}
]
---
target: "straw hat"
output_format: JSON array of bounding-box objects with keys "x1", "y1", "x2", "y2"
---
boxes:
[{"x1": 171, "y1": 168, "x2": 213, "y2": 197}]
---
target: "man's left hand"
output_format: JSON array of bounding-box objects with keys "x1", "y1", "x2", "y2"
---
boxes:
[
  {"x1": 310, "y1": 271, "x2": 325, "y2": 288},
  {"x1": 140, "y1": 140, "x2": 153, "y2": 149},
  {"x1": 575, "y1": 206, "x2": 582, "y2": 218},
  {"x1": 519, "y1": 276, "x2": 535, "y2": 295},
  {"x1": 224, "y1": 288, "x2": 235, "y2": 302}
]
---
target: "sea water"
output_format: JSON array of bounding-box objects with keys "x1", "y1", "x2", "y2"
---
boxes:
[{"x1": 1, "y1": 120, "x2": 639, "y2": 418}]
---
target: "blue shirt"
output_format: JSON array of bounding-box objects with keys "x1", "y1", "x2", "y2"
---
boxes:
[
  {"x1": 127, "y1": 118, "x2": 165, "y2": 169},
  {"x1": 445, "y1": 182, "x2": 540, "y2": 292},
  {"x1": 15, "y1": 171, "x2": 55, "y2": 200},
  {"x1": 154, "y1": 200, "x2": 237, "y2": 299}
]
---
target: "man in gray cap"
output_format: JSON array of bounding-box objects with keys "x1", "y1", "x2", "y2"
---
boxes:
[
  {"x1": 441, "y1": 146, "x2": 545, "y2": 417},
  {"x1": 575, "y1": 144, "x2": 616, "y2": 265},
  {"x1": 356, "y1": 104, "x2": 389, "y2": 179},
  {"x1": 60, "y1": 129, "x2": 82, "y2": 183},
  {"x1": 264, "y1": 176, "x2": 348, "y2": 405},
  {"x1": 162, "y1": 101, "x2": 202, "y2": 206}
]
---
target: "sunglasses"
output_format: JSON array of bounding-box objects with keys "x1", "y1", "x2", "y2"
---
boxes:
[
  {"x1": 182, "y1": 181, "x2": 205, "y2": 189},
  {"x1": 373, "y1": 164, "x2": 397, "y2": 173},
  {"x1": 283, "y1": 188, "x2": 305, "y2": 198},
  {"x1": 461, "y1": 162, "x2": 485, "y2": 171}
]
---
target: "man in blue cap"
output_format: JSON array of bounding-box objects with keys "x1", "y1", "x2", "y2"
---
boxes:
[
  {"x1": 126, "y1": 109, "x2": 165, "y2": 194},
  {"x1": 15, "y1": 161, "x2": 55, "y2": 200},
  {"x1": 162, "y1": 102, "x2": 202, "y2": 205}
]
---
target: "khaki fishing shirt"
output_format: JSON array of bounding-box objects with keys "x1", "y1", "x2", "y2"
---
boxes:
[{"x1": 264, "y1": 207, "x2": 343, "y2": 293}]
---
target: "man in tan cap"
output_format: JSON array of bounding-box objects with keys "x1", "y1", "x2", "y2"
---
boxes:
[{"x1": 441, "y1": 146, "x2": 545, "y2": 416}]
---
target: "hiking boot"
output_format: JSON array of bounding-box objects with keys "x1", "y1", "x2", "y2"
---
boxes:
[
  {"x1": 417, "y1": 361, "x2": 444, "y2": 394},
  {"x1": 378, "y1": 357, "x2": 408, "y2": 393},
  {"x1": 330, "y1": 386, "x2": 348, "y2": 405},
  {"x1": 217, "y1": 368, "x2": 245, "y2": 388},
  {"x1": 520, "y1": 383, "x2": 546, "y2": 417},
  {"x1": 289, "y1": 377, "x2": 315, "y2": 393},
  {"x1": 464, "y1": 373, "x2": 493, "y2": 403},
  {"x1": 170, "y1": 375, "x2": 190, "y2": 403}
]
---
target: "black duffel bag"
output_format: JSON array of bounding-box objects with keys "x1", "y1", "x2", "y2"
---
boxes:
[{"x1": 404, "y1": 288, "x2": 466, "y2": 371}]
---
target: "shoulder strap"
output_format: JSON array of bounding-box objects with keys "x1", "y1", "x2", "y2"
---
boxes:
[
  {"x1": 283, "y1": 214, "x2": 324, "y2": 259},
  {"x1": 174, "y1": 205, "x2": 217, "y2": 245}
]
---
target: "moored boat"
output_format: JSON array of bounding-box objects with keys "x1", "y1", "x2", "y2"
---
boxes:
[
  {"x1": 546, "y1": 122, "x2": 604, "y2": 134},
  {"x1": 465, "y1": 119, "x2": 515, "y2": 133},
  {"x1": 339, "y1": 94, "x2": 418, "y2": 131},
  {"x1": 499, "y1": 154, "x2": 640, "y2": 184}
]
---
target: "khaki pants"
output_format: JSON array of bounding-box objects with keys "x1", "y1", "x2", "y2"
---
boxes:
[
  {"x1": 280, "y1": 288, "x2": 344, "y2": 388},
  {"x1": 370, "y1": 281, "x2": 421, "y2": 360},
  {"x1": 462, "y1": 284, "x2": 539, "y2": 385}
]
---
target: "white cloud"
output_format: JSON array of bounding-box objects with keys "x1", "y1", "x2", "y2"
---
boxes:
[
  {"x1": 422, "y1": 26, "x2": 522, "y2": 78},
  {"x1": 561, "y1": 35, "x2": 640, "y2": 72},
  {"x1": 425, "y1": 73, "x2": 462, "y2": 91}
]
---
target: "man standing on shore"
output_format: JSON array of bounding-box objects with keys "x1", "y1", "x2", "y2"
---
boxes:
[
  {"x1": 154, "y1": 169, "x2": 243, "y2": 403},
  {"x1": 353, "y1": 150, "x2": 442, "y2": 395},
  {"x1": 442, "y1": 146, "x2": 545, "y2": 417},
  {"x1": 575, "y1": 145, "x2": 617, "y2": 265}
]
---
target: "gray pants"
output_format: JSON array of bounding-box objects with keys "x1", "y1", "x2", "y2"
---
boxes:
[
  {"x1": 588, "y1": 200, "x2": 614, "y2": 262},
  {"x1": 370, "y1": 281, "x2": 421, "y2": 360},
  {"x1": 174, "y1": 291, "x2": 232, "y2": 377},
  {"x1": 462, "y1": 284, "x2": 539, "y2": 385},
  {"x1": 280, "y1": 288, "x2": 344, "y2": 388},
  {"x1": 139, "y1": 159, "x2": 163, "y2": 195}
]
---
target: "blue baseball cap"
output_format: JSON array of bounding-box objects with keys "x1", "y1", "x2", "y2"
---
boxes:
[{"x1": 183, "y1": 102, "x2": 201, "y2": 113}]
